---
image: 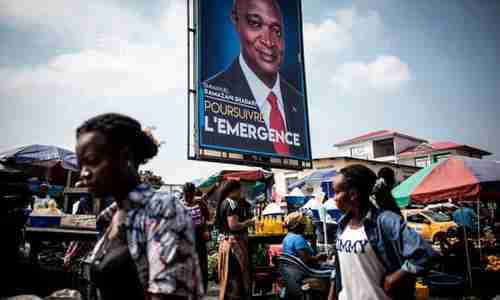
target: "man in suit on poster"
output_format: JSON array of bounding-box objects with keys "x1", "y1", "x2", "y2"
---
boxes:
[{"x1": 203, "y1": 0, "x2": 307, "y2": 158}]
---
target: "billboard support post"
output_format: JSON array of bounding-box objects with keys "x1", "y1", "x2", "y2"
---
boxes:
[{"x1": 187, "y1": 0, "x2": 197, "y2": 160}]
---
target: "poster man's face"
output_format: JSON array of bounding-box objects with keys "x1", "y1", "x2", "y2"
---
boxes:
[{"x1": 234, "y1": 0, "x2": 284, "y2": 84}]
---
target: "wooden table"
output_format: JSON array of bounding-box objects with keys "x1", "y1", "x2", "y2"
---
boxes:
[
  {"x1": 26, "y1": 227, "x2": 99, "y2": 242},
  {"x1": 25, "y1": 227, "x2": 99, "y2": 262}
]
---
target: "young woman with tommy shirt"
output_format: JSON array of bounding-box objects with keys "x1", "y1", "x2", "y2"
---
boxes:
[{"x1": 328, "y1": 164, "x2": 435, "y2": 300}]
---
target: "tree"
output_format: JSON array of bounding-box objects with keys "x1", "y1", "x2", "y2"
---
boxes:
[{"x1": 139, "y1": 170, "x2": 164, "y2": 189}]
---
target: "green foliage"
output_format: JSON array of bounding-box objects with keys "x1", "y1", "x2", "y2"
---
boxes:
[
  {"x1": 139, "y1": 170, "x2": 164, "y2": 189},
  {"x1": 207, "y1": 252, "x2": 218, "y2": 281}
]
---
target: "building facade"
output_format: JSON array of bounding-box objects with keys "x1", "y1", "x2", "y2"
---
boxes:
[
  {"x1": 274, "y1": 156, "x2": 421, "y2": 195},
  {"x1": 333, "y1": 130, "x2": 490, "y2": 167},
  {"x1": 273, "y1": 130, "x2": 491, "y2": 195}
]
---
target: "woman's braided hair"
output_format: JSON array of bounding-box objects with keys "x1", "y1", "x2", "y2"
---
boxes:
[{"x1": 76, "y1": 113, "x2": 158, "y2": 167}]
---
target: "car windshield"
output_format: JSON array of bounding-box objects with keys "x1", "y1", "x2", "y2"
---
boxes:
[{"x1": 421, "y1": 211, "x2": 451, "y2": 222}]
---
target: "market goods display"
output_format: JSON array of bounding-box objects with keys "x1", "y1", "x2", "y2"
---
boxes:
[
  {"x1": 254, "y1": 215, "x2": 286, "y2": 235},
  {"x1": 29, "y1": 200, "x2": 63, "y2": 227},
  {"x1": 60, "y1": 215, "x2": 97, "y2": 230},
  {"x1": 33, "y1": 199, "x2": 62, "y2": 215},
  {"x1": 485, "y1": 255, "x2": 500, "y2": 272},
  {"x1": 252, "y1": 214, "x2": 314, "y2": 236}
]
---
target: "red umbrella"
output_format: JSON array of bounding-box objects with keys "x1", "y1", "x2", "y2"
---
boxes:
[{"x1": 394, "y1": 156, "x2": 500, "y2": 206}]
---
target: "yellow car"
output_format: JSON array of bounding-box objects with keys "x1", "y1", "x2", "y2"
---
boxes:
[{"x1": 402, "y1": 209, "x2": 457, "y2": 243}]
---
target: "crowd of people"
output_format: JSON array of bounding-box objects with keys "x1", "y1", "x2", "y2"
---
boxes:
[
  {"x1": 67, "y1": 112, "x2": 439, "y2": 300},
  {"x1": 1, "y1": 109, "x2": 496, "y2": 300}
]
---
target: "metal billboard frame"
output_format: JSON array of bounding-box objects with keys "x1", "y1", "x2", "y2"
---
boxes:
[{"x1": 187, "y1": 0, "x2": 312, "y2": 170}]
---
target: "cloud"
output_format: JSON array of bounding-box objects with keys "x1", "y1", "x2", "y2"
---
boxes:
[
  {"x1": 304, "y1": 18, "x2": 352, "y2": 59},
  {"x1": 0, "y1": 0, "x2": 186, "y2": 99},
  {"x1": 0, "y1": 0, "x2": 169, "y2": 48},
  {"x1": 1, "y1": 44, "x2": 185, "y2": 99},
  {"x1": 0, "y1": 0, "x2": 206, "y2": 183},
  {"x1": 303, "y1": 7, "x2": 383, "y2": 67},
  {"x1": 331, "y1": 55, "x2": 411, "y2": 93}
]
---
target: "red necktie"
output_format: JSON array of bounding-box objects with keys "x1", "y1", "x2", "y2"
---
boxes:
[{"x1": 267, "y1": 91, "x2": 289, "y2": 155}]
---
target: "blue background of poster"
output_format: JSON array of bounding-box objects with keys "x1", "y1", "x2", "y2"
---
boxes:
[
  {"x1": 197, "y1": 0, "x2": 311, "y2": 161},
  {"x1": 199, "y1": 0, "x2": 303, "y2": 91}
]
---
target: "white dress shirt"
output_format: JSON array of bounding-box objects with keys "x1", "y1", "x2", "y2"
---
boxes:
[{"x1": 239, "y1": 54, "x2": 287, "y2": 130}]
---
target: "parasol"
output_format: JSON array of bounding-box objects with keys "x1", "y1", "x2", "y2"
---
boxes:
[
  {"x1": 392, "y1": 156, "x2": 500, "y2": 288},
  {"x1": 392, "y1": 156, "x2": 500, "y2": 208},
  {"x1": 0, "y1": 144, "x2": 79, "y2": 172},
  {"x1": 287, "y1": 168, "x2": 337, "y2": 191}
]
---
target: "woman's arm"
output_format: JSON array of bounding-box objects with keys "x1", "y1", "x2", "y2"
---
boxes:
[
  {"x1": 380, "y1": 212, "x2": 434, "y2": 294},
  {"x1": 227, "y1": 215, "x2": 253, "y2": 232},
  {"x1": 327, "y1": 282, "x2": 336, "y2": 300},
  {"x1": 382, "y1": 211, "x2": 436, "y2": 275},
  {"x1": 296, "y1": 249, "x2": 327, "y2": 265},
  {"x1": 383, "y1": 269, "x2": 414, "y2": 296}
]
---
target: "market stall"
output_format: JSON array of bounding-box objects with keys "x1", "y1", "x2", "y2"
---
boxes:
[
  {"x1": 249, "y1": 196, "x2": 318, "y2": 298},
  {"x1": 392, "y1": 156, "x2": 500, "y2": 296},
  {"x1": 196, "y1": 169, "x2": 320, "y2": 297},
  {"x1": 0, "y1": 144, "x2": 79, "y2": 187},
  {"x1": 26, "y1": 213, "x2": 98, "y2": 262},
  {"x1": 288, "y1": 168, "x2": 340, "y2": 255},
  {"x1": 287, "y1": 168, "x2": 336, "y2": 198}
]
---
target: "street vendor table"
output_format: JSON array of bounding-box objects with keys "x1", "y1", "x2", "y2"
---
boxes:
[
  {"x1": 26, "y1": 227, "x2": 99, "y2": 242},
  {"x1": 25, "y1": 227, "x2": 98, "y2": 262},
  {"x1": 248, "y1": 234, "x2": 317, "y2": 298}
]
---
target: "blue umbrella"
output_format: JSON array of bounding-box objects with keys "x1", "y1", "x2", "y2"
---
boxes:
[
  {"x1": 288, "y1": 168, "x2": 337, "y2": 191},
  {"x1": 0, "y1": 144, "x2": 79, "y2": 172}
]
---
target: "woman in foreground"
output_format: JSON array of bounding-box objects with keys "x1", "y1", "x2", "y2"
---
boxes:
[{"x1": 76, "y1": 113, "x2": 203, "y2": 300}]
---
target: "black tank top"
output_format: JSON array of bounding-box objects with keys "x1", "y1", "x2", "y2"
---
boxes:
[{"x1": 90, "y1": 229, "x2": 145, "y2": 300}]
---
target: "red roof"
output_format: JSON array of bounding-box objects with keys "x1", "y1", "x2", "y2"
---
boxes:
[
  {"x1": 398, "y1": 141, "x2": 491, "y2": 157},
  {"x1": 334, "y1": 130, "x2": 426, "y2": 147}
]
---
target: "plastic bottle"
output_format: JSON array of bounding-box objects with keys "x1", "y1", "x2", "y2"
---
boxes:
[
  {"x1": 278, "y1": 215, "x2": 284, "y2": 235},
  {"x1": 274, "y1": 216, "x2": 280, "y2": 235},
  {"x1": 263, "y1": 216, "x2": 269, "y2": 235},
  {"x1": 255, "y1": 217, "x2": 262, "y2": 235},
  {"x1": 270, "y1": 216, "x2": 276, "y2": 235}
]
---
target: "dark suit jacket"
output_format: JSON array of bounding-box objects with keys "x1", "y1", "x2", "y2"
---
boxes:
[{"x1": 202, "y1": 59, "x2": 308, "y2": 159}]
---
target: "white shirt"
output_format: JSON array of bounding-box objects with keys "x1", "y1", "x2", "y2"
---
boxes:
[
  {"x1": 336, "y1": 225, "x2": 390, "y2": 300},
  {"x1": 239, "y1": 54, "x2": 287, "y2": 130},
  {"x1": 33, "y1": 195, "x2": 50, "y2": 207}
]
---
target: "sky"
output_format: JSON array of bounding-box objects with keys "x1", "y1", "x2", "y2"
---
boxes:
[{"x1": 1, "y1": 0, "x2": 499, "y2": 184}]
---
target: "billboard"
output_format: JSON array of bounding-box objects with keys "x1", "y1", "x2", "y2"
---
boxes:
[{"x1": 196, "y1": 0, "x2": 311, "y2": 163}]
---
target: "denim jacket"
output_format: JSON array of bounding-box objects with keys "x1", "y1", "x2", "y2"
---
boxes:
[{"x1": 333, "y1": 206, "x2": 436, "y2": 299}]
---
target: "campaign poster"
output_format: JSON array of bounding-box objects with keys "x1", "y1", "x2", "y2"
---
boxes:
[{"x1": 197, "y1": 0, "x2": 311, "y2": 161}]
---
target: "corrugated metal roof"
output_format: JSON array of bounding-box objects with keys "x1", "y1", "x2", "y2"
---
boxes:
[
  {"x1": 334, "y1": 130, "x2": 426, "y2": 146},
  {"x1": 398, "y1": 141, "x2": 491, "y2": 156}
]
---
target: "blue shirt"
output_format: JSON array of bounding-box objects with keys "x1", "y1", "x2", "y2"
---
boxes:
[
  {"x1": 282, "y1": 232, "x2": 314, "y2": 257},
  {"x1": 452, "y1": 207, "x2": 476, "y2": 229}
]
